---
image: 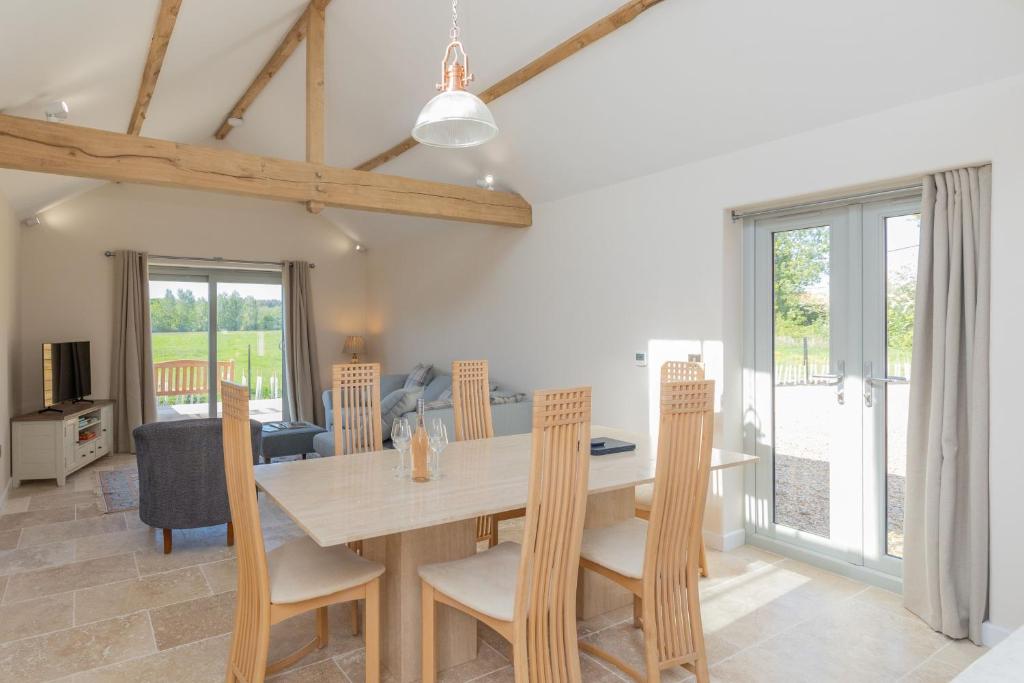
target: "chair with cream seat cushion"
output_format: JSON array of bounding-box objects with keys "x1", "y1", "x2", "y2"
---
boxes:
[
  {"x1": 634, "y1": 361, "x2": 710, "y2": 579},
  {"x1": 420, "y1": 387, "x2": 593, "y2": 683},
  {"x1": 220, "y1": 382, "x2": 384, "y2": 683},
  {"x1": 580, "y1": 375, "x2": 715, "y2": 683}
]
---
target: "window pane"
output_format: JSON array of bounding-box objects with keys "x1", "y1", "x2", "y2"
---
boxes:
[
  {"x1": 885, "y1": 213, "x2": 920, "y2": 558},
  {"x1": 150, "y1": 280, "x2": 211, "y2": 421},
  {"x1": 215, "y1": 281, "x2": 284, "y2": 422},
  {"x1": 772, "y1": 225, "x2": 834, "y2": 538}
]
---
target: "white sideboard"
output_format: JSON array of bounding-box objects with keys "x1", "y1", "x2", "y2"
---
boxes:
[{"x1": 12, "y1": 400, "x2": 115, "y2": 487}]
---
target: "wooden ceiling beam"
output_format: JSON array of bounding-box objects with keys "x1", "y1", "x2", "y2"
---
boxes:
[
  {"x1": 127, "y1": 0, "x2": 183, "y2": 135},
  {"x1": 0, "y1": 115, "x2": 531, "y2": 227},
  {"x1": 305, "y1": 0, "x2": 327, "y2": 213},
  {"x1": 355, "y1": 0, "x2": 667, "y2": 172},
  {"x1": 214, "y1": 1, "x2": 333, "y2": 140}
]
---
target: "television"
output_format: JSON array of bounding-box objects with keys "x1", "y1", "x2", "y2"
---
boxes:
[{"x1": 42, "y1": 341, "x2": 92, "y2": 407}]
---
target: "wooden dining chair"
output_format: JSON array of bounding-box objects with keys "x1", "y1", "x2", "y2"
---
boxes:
[
  {"x1": 420, "y1": 387, "x2": 592, "y2": 683},
  {"x1": 331, "y1": 362, "x2": 384, "y2": 633},
  {"x1": 220, "y1": 381, "x2": 384, "y2": 683},
  {"x1": 332, "y1": 362, "x2": 384, "y2": 457},
  {"x1": 635, "y1": 361, "x2": 710, "y2": 578},
  {"x1": 451, "y1": 359, "x2": 525, "y2": 547},
  {"x1": 578, "y1": 378, "x2": 715, "y2": 683}
]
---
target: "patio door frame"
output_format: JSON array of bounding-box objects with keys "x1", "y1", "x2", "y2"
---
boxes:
[
  {"x1": 149, "y1": 264, "x2": 284, "y2": 418},
  {"x1": 742, "y1": 190, "x2": 921, "y2": 593}
]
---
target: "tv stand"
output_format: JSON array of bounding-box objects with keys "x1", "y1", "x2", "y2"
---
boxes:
[{"x1": 12, "y1": 400, "x2": 114, "y2": 487}]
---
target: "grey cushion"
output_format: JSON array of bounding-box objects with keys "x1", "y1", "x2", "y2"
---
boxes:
[
  {"x1": 261, "y1": 422, "x2": 326, "y2": 460},
  {"x1": 382, "y1": 387, "x2": 423, "y2": 436},
  {"x1": 403, "y1": 363, "x2": 434, "y2": 390},
  {"x1": 133, "y1": 418, "x2": 261, "y2": 531},
  {"x1": 422, "y1": 374, "x2": 452, "y2": 402}
]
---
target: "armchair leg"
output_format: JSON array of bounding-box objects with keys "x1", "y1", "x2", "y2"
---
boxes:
[
  {"x1": 163, "y1": 528, "x2": 172, "y2": 554},
  {"x1": 227, "y1": 522, "x2": 234, "y2": 547}
]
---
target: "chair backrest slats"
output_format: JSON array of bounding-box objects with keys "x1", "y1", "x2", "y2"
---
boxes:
[
  {"x1": 514, "y1": 387, "x2": 591, "y2": 682},
  {"x1": 644, "y1": 372, "x2": 715, "y2": 665},
  {"x1": 660, "y1": 360, "x2": 704, "y2": 383},
  {"x1": 452, "y1": 360, "x2": 494, "y2": 441},
  {"x1": 221, "y1": 381, "x2": 271, "y2": 683},
  {"x1": 332, "y1": 363, "x2": 383, "y2": 456}
]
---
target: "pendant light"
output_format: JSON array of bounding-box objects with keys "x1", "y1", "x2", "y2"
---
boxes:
[{"x1": 412, "y1": 0, "x2": 498, "y2": 148}]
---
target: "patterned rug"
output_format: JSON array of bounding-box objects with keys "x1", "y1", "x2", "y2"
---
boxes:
[{"x1": 99, "y1": 468, "x2": 140, "y2": 513}]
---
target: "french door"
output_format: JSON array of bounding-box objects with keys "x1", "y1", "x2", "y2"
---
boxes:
[{"x1": 746, "y1": 195, "x2": 920, "y2": 580}]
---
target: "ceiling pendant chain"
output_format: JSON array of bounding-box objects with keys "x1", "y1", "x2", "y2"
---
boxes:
[{"x1": 450, "y1": 0, "x2": 460, "y2": 40}]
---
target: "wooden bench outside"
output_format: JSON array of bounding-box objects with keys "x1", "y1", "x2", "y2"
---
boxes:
[{"x1": 155, "y1": 359, "x2": 235, "y2": 398}]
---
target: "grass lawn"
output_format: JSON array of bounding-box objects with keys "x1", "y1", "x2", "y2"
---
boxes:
[{"x1": 152, "y1": 330, "x2": 283, "y2": 400}]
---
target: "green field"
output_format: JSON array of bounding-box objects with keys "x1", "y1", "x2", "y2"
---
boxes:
[
  {"x1": 152, "y1": 330, "x2": 283, "y2": 401},
  {"x1": 775, "y1": 335, "x2": 912, "y2": 369}
]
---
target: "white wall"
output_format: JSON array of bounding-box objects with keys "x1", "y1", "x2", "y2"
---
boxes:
[
  {"x1": 16, "y1": 183, "x2": 368, "y2": 416},
  {"x1": 0, "y1": 191, "x2": 19, "y2": 504},
  {"x1": 365, "y1": 74, "x2": 1024, "y2": 633}
]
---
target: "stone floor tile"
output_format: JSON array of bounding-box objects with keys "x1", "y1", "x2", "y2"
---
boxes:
[
  {"x1": 18, "y1": 513, "x2": 127, "y2": 547},
  {"x1": 74, "y1": 566, "x2": 211, "y2": 624},
  {"x1": 3, "y1": 553, "x2": 138, "y2": 603},
  {"x1": 0, "y1": 592, "x2": 74, "y2": 643}
]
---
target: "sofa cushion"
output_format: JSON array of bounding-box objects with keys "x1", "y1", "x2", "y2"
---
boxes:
[
  {"x1": 403, "y1": 363, "x2": 434, "y2": 390},
  {"x1": 422, "y1": 374, "x2": 452, "y2": 402},
  {"x1": 382, "y1": 387, "x2": 423, "y2": 436}
]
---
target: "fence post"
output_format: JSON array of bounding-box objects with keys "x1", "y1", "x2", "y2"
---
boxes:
[{"x1": 802, "y1": 336, "x2": 809, "y2": 384}]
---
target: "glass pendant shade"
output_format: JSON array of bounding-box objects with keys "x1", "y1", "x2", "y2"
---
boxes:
[{"x1": 412, "y1": 90, "x2": 498, "y2": 148}]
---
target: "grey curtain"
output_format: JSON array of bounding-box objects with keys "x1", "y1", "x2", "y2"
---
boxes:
[
  {"x1": 283, "y1": 261, "x2": 324, "y2": 426},
  {"x1": 110, "y1": 250, "x2": 157, "y2": 452},
  {"x1": 903, "y1": 165, "x2": 991, "y2": 644}
]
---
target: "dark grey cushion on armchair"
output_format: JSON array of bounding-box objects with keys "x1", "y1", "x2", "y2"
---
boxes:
[{"x1": 133, "y1": 418, "x2": 261, "y2": 532}]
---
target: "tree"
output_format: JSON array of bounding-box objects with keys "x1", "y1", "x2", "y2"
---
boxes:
[{"x1": 773, "y1": 227, "x2": 830, "y2": 339}]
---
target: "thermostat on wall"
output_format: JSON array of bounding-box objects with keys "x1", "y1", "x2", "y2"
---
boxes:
[{"x1": 634, "y1": 352, "x2": 647, "y2": 367}]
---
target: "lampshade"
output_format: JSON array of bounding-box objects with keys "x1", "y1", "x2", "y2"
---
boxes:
[
  {"x1": 343, "y1": 336, "x2": 365, "y2": 354},
  {"x1": 412, "y1": 90, "x2": 498, "y2": 148}
]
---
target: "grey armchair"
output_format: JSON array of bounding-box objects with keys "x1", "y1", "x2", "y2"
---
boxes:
[{"x1": 133, "y1": 418, "x2": 261, "y2": 553}]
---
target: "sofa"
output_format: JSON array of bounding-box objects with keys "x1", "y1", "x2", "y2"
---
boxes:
[
  {"x1": 134, "y1": 417, "x2": 262, "y2": 553},
  {"x1": 313, "y1": 368, "x2": 532, "y2": 456}
]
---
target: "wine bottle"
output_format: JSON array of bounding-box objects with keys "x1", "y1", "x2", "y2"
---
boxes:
[{"x1": 411, "y1": 398, "x2": 430, "y2": 482}]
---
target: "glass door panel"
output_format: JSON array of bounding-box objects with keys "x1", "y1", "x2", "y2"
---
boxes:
[
  {"x1": 215, "y1": 281, "x2": 284, "y2": 422},
  {"x1": 149, "y1": 278, "x2": 212, "y2": 422},
  {"x1": 772, "y1": 226, "x2": 836, "y2": 538}
]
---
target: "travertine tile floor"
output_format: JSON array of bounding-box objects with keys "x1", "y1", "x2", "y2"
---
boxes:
[{"x1": 0, "y1": 454, "x2": 985, "y2": 682}]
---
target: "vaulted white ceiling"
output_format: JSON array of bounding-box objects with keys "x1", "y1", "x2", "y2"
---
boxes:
[{"x1": 2, "y1": 0, "x2": 1023, "y2": 227}]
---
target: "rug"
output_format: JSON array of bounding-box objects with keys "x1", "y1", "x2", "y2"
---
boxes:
[{"x1": 99, "y1": 468, "x2": 140, "y2": 513}]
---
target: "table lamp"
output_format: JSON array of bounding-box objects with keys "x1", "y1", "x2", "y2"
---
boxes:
[{"x1": 343, "y1": 336, "x2": 365, "y2": 363}]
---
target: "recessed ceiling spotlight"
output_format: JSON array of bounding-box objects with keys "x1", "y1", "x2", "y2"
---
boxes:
[
  {"x1": 354, "y1": 243, "x2": 368, "y2": 253},
  {"x1": 476, "y1": 174, "x2": 495, "y2": 191},
  {"x1": 44, "y1": 101, "x2": 69, "y2": 123},
  {"x1": 20, "y1": 215, "x2": 41, "y2": 227},
  {"x1": 227, "y1": 116, "x2": 244, "y2": 128}
]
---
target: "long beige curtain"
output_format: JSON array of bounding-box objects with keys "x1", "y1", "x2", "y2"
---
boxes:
[
  {"x1": 110, "y1": 250, "x2": 157, "y2": 452},
  {"x1": 283, "y1": 261, "x2": 324, "y2": 426},
  {"x1": 903, "y1": 165, "x2": 991, "y2": 644}
]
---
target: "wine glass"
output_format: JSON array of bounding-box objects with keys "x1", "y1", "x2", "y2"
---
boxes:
[
  {"x1": 391, "y1": 417, "x2": 412, "y2": 477},
  {"x1": 427, "y1": 418, "x2": 448, "y2": 480}
]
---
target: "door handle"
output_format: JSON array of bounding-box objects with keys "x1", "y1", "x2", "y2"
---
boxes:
[
  {"x1": 812, "y1": 360, "x2": 845, "y2": 404},
  {"x1": 864, "y1": 361, "x2": 908, "y2": 407}
]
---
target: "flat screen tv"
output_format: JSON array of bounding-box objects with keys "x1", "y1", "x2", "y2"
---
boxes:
[{"x1": 42, "y1": 341, "x2": 92, "y2": 407}]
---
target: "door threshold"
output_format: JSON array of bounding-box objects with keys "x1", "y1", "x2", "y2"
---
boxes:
[{"x1": 747, "y1": 533, "x2": 903, "y2": 594}]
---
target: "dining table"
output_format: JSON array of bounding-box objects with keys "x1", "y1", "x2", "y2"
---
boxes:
[{"x1": 253, "y1": 425, "x2": 757, "y2": 683}]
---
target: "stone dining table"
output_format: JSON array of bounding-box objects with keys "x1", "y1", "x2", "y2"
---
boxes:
[{"x1": 254, "y1": 425, "x2": 755, "y2": 682}]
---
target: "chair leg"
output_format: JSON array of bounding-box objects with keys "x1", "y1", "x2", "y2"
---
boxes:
[
  {"x1": 642, "y1": 596, "x2": 661, "y2": 683},
  {"x1": 316, "y1": 605, "x2": 329, "y2": 649},
  {"x1": 365, "y1": 578, "x2": 380, "y2": 683},
  {"x1": 699, "y1": 539, "x2": 709, "y2": 578},
  {"x1": 421, "y1": 580, "x2": 436, "y2": 683},
  {"x1": 163, "y1": 528, "x2": 172, "y2": 554},
  {"x1": 227, "y1": 522, "x2": 235, "y2": 547},
  {"x1": 489, "y1": 515, "x2": 499, "y2": 548},
  {"x1": 350, "y1": 602, "x2": 361, "y2": 636},
  {"x1": 633, "y1": 595, "x2": 642, "y2": 629}
]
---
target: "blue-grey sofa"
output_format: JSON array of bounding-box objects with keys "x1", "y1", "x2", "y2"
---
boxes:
[{"x1": 313, "y1": 370, "x2": 531, "y2": 456}]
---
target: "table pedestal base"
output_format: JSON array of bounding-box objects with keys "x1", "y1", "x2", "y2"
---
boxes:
[
  {"x1": 577, "y1": 488, "x2": 635, "y2": 619},
  {"x1": 363, "y1": 519, "x2": 478, "y2": 683}
]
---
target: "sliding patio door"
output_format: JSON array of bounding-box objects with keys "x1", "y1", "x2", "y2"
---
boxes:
[
  {"x1": 746, "y1": 195, "x2": 920, "y2": 582},
  {"x1": 150, "y1": 267, "x2": 284, "y2": 422}
]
